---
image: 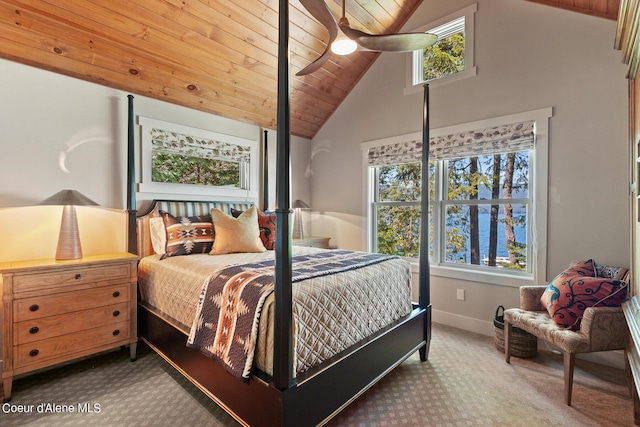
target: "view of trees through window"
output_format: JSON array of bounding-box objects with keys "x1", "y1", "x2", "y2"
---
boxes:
[
  {"x1": 375, "y1": 151, "x2": 530, "y2": 271},
  {"x1": 423, "y1": 32, "x2": 465, "y2": 81},
  {"x1": 422, "y1": 15, "x2": 465, "y2": 82},
  {"x1": 376, "y1": 163, "x2": 424, "y2": 258},
  {"x1": 152, "y1": 151, "x2": 240, "y2": 187}
]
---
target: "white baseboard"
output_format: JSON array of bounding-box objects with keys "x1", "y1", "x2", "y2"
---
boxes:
[
  {"x1": 432, "y1": 309, "x2": 626, "y2": 370},
  {"x1": 433, "y1": 309, "x2": 494, "y2": 336}
]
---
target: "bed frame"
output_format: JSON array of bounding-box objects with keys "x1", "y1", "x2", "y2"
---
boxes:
[{"x1": 126, "y1": 2, "x2": 431, "y2": 425}]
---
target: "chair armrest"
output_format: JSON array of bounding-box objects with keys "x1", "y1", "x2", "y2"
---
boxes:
[
  {"x1": 580, "y1": 306, "x2": 629, "y2": 351},
  {"x1": 520, "y1": 286, "x2": 547, "y2": 311}
]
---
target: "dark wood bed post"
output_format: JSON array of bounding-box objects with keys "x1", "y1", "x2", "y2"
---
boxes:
[
  {"x1": 418, "y1": 84, "x2": 432, "y2": 361},
  {"x1": 273, "y1": 0, "x2": 295, "y2": 392},
  {"x1": 127, "y1": 94, "x2": 137, "y2": 255},
  {"x1": 263, "y1": 129, "x2": 269, "y2": 211}
]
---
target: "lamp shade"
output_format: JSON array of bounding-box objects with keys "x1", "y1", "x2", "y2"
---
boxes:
[
  {"x1": 293, "y1": 199, "x2": 310, "y2": 209},
  {"x1": 39, "y1": 189, "x2": 98, "y2": 207},
  {"x1": 39, "y1": 190, "x2": 98, "y2": 260},
  {"x1": 292, "y1": 200, "x2": 310, "y2": 240}
]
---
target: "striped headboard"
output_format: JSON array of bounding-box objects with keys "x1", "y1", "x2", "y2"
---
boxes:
[{"x1": 136, "y1": 199, "x2": 254, "y2": 258}]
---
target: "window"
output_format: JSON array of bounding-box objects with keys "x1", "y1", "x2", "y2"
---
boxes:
[
  {"x1": 364, "y1": 108, "x2": 552, "y2": 286},
  {"x1": 441, "y1": 152, "x2": 529, "y2": 269},
  {"x1": 405, "y1": 4, "x2": 477, "y2": 94},
  {"x1": 149, "y1": 127, "x2": 249, "y2": 189},
  {"x1": 138, "y1": 116, "x2": 258, "y2": 198}
]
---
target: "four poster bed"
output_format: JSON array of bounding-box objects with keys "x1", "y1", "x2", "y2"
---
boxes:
[{"x1": 125, "y1": 2, "x2": 432, "y2": 425}]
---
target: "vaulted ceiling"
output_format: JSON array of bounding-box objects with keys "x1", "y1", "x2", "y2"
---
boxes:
[
  {"x1": 0, "y1": 1, "x2": 620, "y2": 139},
  {"x1": 524, "y1": 0, "x2": 620, "y2": 21}
]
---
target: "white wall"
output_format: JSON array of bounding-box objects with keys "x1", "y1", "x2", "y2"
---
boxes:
[
  {"x1": 310, "y1": 0, "x2": 630, "y2": 335},
  {"x1": 0, "y1": 59, "x2": 311, "y2": 260}
]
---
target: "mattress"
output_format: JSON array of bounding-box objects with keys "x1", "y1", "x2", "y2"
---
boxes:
[{"x1": 137, "y1": 246, "x2": 412, "y2": 375}]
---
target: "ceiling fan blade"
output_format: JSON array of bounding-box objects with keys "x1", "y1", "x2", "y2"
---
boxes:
[
  {"x1": 297, "y1": 0, "x2": 339, "y2": 76},
  {"x1": 299, "y1": 0, "x2": 339, "y2": 41},
  {"x1": 339, "y1": 24, "x2": 369, "y2": 41},
  {"x1": 356, "y1": 33, "x2": 438, "y2": 52},
  {"x1": 296, "y1": 45, "x2": 332, "y2": 76}
]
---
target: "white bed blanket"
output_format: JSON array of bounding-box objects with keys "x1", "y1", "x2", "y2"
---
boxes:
[{"x1": 137, "y1": 247, "x2": 412, "y2": 375}]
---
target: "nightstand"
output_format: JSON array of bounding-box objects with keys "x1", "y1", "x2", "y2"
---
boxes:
[
  {"x1": 292, "y1": 236, "x2": 331, "y2": 249},
  {"x1": 0, "y1": 252, "x2": 138, "y2": 402}
]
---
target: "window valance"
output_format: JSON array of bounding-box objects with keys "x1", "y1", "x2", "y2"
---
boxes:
[
  {"x1": 151, "y1": 128, "x2": 251, "y2": 164},
  {"x1": 367, "y1": 120, "x2": 534, "y2": 167}
]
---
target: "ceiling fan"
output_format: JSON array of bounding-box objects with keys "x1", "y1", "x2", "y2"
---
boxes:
[{"x1": 297, "y1": 0, "x2": 438, "y2": 76}]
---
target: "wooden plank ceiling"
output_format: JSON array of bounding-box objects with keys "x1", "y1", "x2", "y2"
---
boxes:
[
  {"x1": 0, "y1": 0, "x2": 423, "y2": 139},
  {"x1": 524, "y1": 0, "x2": 620, "y2": 20},
  {"x1": 0, "y1": 1, "x2": 620, "y2": 139}
]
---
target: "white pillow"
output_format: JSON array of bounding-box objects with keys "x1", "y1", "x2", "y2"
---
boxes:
[
  {"x1": 149, "y1": 217, "x2": 166, "y2": 254},
  {"x1": 209, "y1": 205, "x2": 266, "y2": 255}
]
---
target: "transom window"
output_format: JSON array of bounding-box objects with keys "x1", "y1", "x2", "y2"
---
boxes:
[{"x1": 405, "y1": 4, "x2": 477, "y2": 93}]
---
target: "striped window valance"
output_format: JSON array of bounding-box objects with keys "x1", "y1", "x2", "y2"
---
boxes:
[
  {"x1": 367, "y1": 120, "x2": 534, "y2": 167},
  {"x1": 151, "y1": 128, "x2": 251, "y2": 163}
]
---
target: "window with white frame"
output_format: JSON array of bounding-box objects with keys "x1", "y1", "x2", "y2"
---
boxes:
[
  {"x1": 405, "y1": 4, "x2": 477, "y2": 93},
  {"x1": 364, "y1": 108, "x2": 552, "y2": 286}
]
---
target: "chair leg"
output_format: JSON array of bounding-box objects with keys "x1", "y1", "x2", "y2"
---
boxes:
[
  {"x1": 504, "y1": 319, "x2": 511, "y2": 363},
  {"x1": 564, "y1": 352, "x2": 575, "y2": 406}
]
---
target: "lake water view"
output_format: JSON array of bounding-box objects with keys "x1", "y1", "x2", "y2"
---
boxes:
[{"x1": 451, "y1": 211, "x2": 527, "y2": 263}]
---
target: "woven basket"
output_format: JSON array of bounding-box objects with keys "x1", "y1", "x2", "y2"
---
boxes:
[{"x1": 494, "y1": 305, "x2": 537, "y2": 358}]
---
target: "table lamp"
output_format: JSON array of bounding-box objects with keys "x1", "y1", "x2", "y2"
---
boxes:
[
  {"x1": 292, "y1": 199, "x2": 310, "y2": 239},
  {"x1": 40, "y1": 190, "x2": 98, "y2": 260}
]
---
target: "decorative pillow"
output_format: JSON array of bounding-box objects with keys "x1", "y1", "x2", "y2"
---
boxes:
[
  {"x1": 231, "y1": 208, "x2": 277, "y2": 250},
  {"x1": 210, "y1": 205, "x2": 266, "y2": 255},
  {"x1": 149, "y1": 217, "x2": 167, "y2": 255},
  {"x1": 566, "y1": 259, "x2": 597, "y2": 277},
  {"x1": 159, "y1": 211, "x2": 214, "y2": 259},
  {"x1": 596, "y1": 264, "x2": 629, "y2": 281},
  {"x1": 541, "y1": 259, "x2": 628, "y2": 330}
]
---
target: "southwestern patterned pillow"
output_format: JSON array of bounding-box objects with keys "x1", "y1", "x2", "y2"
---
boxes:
[
  {"x1": 231, "y1": 208, "x2": 277, "y2": 250},
  {"x1": 541, "y1": 259, "x2": 628, "y2": 330},
  {"x1": 159, "y1": 211, "x2": 214, "y2": 259}
]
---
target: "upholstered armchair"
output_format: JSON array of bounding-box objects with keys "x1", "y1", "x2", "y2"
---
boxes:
[{"x1": 503, "y1": 264, "x2": 630, "y2": 406}]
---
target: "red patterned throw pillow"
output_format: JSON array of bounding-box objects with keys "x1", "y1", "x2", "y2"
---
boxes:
[
  {"x1": 159, "y1": 211, "x2": 214, "y2": 259},
  {"x1": 231, "y1": 208, "x2": 276, "y2": 250},
  {"x1": 540, "y1": 259, "x2": 628, "y2": 330}
]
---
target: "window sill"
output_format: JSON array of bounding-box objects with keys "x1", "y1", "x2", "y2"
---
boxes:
[{"x1": 408, "y1": 260, "x2": 541, "y2": 288}]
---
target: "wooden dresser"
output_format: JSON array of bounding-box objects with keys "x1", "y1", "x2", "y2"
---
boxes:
[{"x1": 0, "y1": 252, "x2": 138, "y2": 402}]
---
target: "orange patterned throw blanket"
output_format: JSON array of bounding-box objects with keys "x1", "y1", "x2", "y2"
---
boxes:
[{"x1": 186, "y1": 250, "x2": 397, "y2": 380}]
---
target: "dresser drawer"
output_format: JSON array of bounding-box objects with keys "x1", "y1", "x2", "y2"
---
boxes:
[
  {"x1": 13, "y1": 263, "x2": 132, "y2": 293},
  {"x1": 14, "y1": 320, "x2": 130, "y2": 369},
  {"x1": 15, "y1": 301, "x2": 130, "y2": 345},
  {"x1": 14, "y1": 283, "x2": 130, "y2": 322}
]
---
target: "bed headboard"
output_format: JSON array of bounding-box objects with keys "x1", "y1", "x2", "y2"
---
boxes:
[{"x1": 136, "y1": 199, "x2": 254, "y2": 258}]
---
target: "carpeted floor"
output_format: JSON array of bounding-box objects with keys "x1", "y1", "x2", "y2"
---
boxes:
[{"x1": 1, "y1": 323, "x2": 634, "y2": 426}]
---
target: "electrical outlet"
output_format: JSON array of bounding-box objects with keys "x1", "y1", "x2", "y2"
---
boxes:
[{"x1": 456, "y1": 289, "x2": 465, "y2": 301}]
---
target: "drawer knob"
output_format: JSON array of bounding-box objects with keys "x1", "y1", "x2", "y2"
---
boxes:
[
  {"x1": 29, "y1": 326, "x2": 39, "y2": 334},
  {"x1": 29, "y1": 349, "x2": 39, "y2": 357},
  {"x1": 112, "y1": 329, "x2": 120, "y2": 336},
  {"x1": 112, "y1": 310, "x2": 120, "y2": 317},
  {"x1": 112, "y1": 291, "x2": 120, "y2": 298},
  {"x1": 29, "y1": 304, "x2": 39, "y2": 312},
  {"x1": 75, "y1": 273, "x2": 82, "y2": 280}
]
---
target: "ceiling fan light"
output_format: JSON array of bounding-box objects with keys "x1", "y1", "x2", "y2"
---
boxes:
[{"x1": 331, "y1": 38, "x2": 357, "y2": 55}]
